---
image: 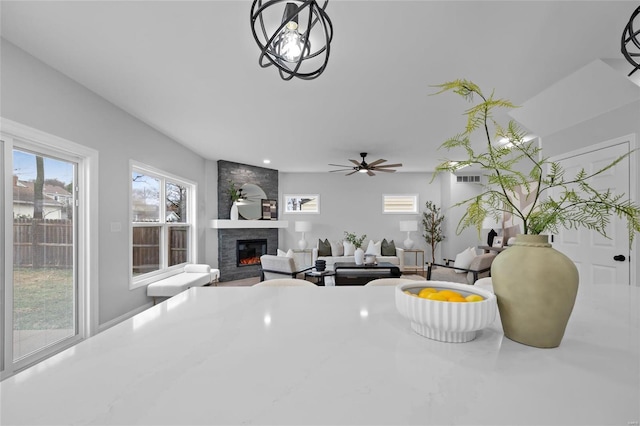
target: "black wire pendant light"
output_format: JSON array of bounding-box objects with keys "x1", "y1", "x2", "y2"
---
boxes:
[
  {"x1": 250, "y1": 0, "x2": 333, "y2": 81},
  {"x1": 622, "y1": 5, "x2": 640, "y2": 76}
]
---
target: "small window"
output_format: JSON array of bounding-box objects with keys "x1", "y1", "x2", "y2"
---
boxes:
[{"x1": 383, "y1": 194, "x2": 418, "y2": 214}]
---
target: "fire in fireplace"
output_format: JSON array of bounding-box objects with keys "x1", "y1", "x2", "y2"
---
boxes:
[{"x1": 237, "y1": 239, "x2": 267, "y2": 267}]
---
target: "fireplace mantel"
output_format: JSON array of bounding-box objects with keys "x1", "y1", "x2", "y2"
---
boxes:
[{"x1": 210, "y1": 220, "x2": 289, "y2": 229}]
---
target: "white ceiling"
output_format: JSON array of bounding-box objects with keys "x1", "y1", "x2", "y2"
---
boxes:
[{"x1": 1, "y1": 0, "x2": 637, "y2": 173}]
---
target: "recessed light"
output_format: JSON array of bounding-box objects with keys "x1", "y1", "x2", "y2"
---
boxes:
[{"x1": 263, "y1": 159, "x2": 271, "y2": 164}]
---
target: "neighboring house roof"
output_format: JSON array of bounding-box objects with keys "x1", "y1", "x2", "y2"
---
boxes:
[{"x1": 12, "y1": 177, "x2": 66, "y2": 207}]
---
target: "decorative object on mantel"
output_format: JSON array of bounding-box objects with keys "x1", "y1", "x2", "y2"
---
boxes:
[
  {"x1": 228, "y1": 180, "x2": 244, "y2": 221},
  {"x1": 295, "y1": 221, "x2": 312, "y2": 249},
  {"x1": 250, "y1": 0, "x2": 333, "y2": 81},
  {"x1": 621, "y1": 5, "x2": 640, "y2": 76},
  {"x1": 261, "y1": 199, "x2": 278, "y2": 220},
  {"x1": 432, "y1": 79, "x2": 640, "y2": 348},
  {"x1": 399, "y1": 220, "x2": 418, "y2": 249},
  {"x1": 344, "y1": 231, "x2": 367, "y2": 265},
  {"x1": 421, "y1": 201, "x2": 445, "y2": 263}
]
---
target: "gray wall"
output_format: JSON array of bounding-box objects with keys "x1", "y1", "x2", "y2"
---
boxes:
[
  {"x1": 1, "y1": 39, "x2": 209, "y2": 326},
  {"x1": 278, "y1": 172, "x2": 465, "y2": 264}
]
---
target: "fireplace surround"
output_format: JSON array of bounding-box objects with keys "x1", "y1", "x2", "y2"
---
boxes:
[{"x1": 217, "y1": 160, "x2": 279, "y2": 282}]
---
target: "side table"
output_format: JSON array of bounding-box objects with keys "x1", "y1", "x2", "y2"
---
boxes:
[
  {"x1": 403, "y1": 249, "x2": 425, "y2": 276},
  {"x1": 292, "y1": 248, "x2": 313, "y2": 267},
  {"x1": 304, "y1": 270, "x2": 335, "y2": 286}
]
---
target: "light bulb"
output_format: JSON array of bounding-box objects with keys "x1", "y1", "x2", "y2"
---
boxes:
[{"x1": 280, "y1": 21, "x2": 303, "y2": 62}]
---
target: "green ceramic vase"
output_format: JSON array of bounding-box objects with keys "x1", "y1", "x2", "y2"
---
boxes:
[{"x1": 491, "y1": 234, "x2": 579, "y2": 348}]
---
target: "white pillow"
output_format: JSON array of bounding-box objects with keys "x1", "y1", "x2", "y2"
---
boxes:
[
  {"x1": 365, "y1": 240, "x2": 382, "y2": 256},
  {"x1": 343, "y1": 241, "x2": 355, "y2": 256},
  {"x1": 330, "y1": 240, "x2": 344, "y2": 256},
  {"x1": 453, "y1": 247, "x2": 477, "y2": 273},
  {"x1": 277, "y1": 248, "x2": 299, "y2": 269}
]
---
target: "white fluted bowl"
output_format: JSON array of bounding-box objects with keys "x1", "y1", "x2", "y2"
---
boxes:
[{"x1": 395, "y1": 281, "x2": 497, "y2": 343}]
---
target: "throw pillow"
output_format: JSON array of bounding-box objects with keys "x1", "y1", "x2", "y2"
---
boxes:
[
  {"x1": 343, "y1": 241, "x2": 355, "y2": 256},
  {"x1": 453, "y1": 247, "x2": 477, "y2": 273},
  {"x1": 277, "y1": 248, "x2": 287, "y2": 257},
  {"x1": 317, "y1": 239, "x2": 332, "y2": 257},
  {"x1": 330, "y1": 240, "x2": 344, "y2": 256},
  {"x1": 381, "y1": 239, "x2": 397, "y2": 256},
  {"x1": 365, "y1": 240, "x2": 382, "y2": 256}
]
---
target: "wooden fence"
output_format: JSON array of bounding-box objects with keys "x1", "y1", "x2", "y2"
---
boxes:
[
  {"x1": 13, "y1": 218, "x2": 73, "y2": 268},
  {"x1": 14, "y1": 219, "x2": 189, "y2": 271}
]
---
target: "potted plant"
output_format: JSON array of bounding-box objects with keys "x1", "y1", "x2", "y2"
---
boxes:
[
  {"x1": 228, "y1": 180, "x2": 244, "y2": 220},
  {"x1": 422, "y1": 201, "x2": 445, "y2": 264},
  {"x1": 344, "y1": 231, "x2": 367, "y2": 265},
  {"x1": 432, "y1": 79, "x2": 640, "y2": 348}
]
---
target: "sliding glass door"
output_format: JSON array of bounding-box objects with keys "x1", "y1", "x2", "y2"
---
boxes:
[{"x1": 12, "y1": 148, "x2": 78, "y2": 360}]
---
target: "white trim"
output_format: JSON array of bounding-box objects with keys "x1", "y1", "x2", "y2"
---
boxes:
[
  {"x1": 548, "y1": 134, "x2": 637, "y2": 287},
  {"x1": 0, "y1": 117, "x2": 100, "y2": 379},
  {"x1": 97, "y1": 301, "x2": 154, "y2": 334}
]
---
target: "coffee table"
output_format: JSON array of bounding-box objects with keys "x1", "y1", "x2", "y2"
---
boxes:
[
  {"x1": 304, "y1": 269, "x2": 335, "y2": 286},
  {"x1": 333, "y1": 262, "x2": 401, "y2": 285}
]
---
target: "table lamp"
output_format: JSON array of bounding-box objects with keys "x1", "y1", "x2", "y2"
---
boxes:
[
  {"x1": 399, "y1": 220, "x2": 418, "y2": 249},
  {"x1": 295, "y1": 221, "x2": 312, "y2": 250}
]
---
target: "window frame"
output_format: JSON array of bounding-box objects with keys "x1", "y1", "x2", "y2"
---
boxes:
[
  {"x1": 129, "y1": 161, "x2": 197, "y2": 290},
  {"x1": 382, "y1": 194, "x2": 419, "y2": 214}
]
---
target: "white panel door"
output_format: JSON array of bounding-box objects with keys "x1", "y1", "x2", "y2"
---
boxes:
[{"x1": 551, "y1": 140, "x2": 632, "y2": 285}]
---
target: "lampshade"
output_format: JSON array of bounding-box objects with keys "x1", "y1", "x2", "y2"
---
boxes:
[
  {"x1": 622, "y1": 5, "x2": 640, "y2": 77},
  {"x1": 295, "y1": 221, "x2": 312, "y2": 232},
  {"x1": 399, "y1": 221, "x2": 418, "y2": 232},
  {"x1": 250, "y1": 0, "x2": 333, "y2": 81}
]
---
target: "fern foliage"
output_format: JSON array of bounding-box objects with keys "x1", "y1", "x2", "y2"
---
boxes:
[{"x1": 431, "y1": 80, "x2": 640, "y2": 247}]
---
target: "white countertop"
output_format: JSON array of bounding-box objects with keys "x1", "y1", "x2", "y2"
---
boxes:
[{"x1": 1, "y1": 284, "x2": 639, "y2": 425}]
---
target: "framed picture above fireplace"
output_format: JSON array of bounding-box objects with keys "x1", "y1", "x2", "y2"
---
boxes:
[
  {"x1": 284, "y1": 194, "x2": 320, "y2": 214},
  {"x1": 261, "y1": 199, "x2": 277, "y2": 220}
]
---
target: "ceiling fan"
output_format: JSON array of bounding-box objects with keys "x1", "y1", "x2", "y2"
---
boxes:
[{"x1": 329, "y1": 152, "x2": 403, "y2": 176}]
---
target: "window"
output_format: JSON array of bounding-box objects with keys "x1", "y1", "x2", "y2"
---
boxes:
[
  {"x1": 383, "y1": 194, "x2": 418, "y2": 214},
  {"x1": 130, "y1": 162, "x2": 196, "y2": 288}
]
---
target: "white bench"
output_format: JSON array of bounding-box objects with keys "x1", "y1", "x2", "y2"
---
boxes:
[{"x1": 147, "y1": 264, "x2": 220, "y2": 303}]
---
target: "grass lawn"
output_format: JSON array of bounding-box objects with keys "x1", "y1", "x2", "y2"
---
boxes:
[{"x1": 13, "y1": 267, "x2": 74, "y2": 330}]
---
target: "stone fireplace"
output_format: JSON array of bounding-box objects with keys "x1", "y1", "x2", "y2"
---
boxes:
[{"x1": 217, "y1": 160, "x2": 279, "y2": 282}]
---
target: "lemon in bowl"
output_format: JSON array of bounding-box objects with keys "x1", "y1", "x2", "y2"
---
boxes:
[{"x1": 395, "y1": 281, "x2": 497, "y2": 343}]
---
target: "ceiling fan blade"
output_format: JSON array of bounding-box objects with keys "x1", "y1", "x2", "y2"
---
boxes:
[
  {"x1": 374, "y1": 163, "x2": 403, "y2": 168},
  {"x1": 329, "y1": 169, "x2": 354, "y2": 173},
  {"x1": 328, "y1": 164, "x2": 353, "y2": 168},
  {"x1": 373, "y1": 168, "x2": 397, "y2": 173},
  {"x1": 346, "y1": 170, "x2": 358, "y2": 176},
  {"x1": 349, "y1": 159, "x2": 361, "y2": 167},
  {"x1": 367, "y1": 170, "x2": 375, "y2": 176},
  {"x1": 367, "y1": 159, "x2": 386, "y2": 167}
]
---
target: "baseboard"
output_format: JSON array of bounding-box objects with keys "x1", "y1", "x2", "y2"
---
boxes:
[{"x1": 97, "y1": 302, "x2": 154, "y2": 334}]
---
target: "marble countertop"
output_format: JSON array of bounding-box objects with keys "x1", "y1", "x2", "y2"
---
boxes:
[{"x1": 1, "y1": 284, "x2": 638, "y2": 425}]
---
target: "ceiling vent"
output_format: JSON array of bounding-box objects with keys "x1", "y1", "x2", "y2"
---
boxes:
[{"x1": 456, "y1": 175, "x2": 480, "y2": 183}]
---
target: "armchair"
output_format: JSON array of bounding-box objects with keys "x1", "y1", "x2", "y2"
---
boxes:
[
  {"x1": 259, "y1": 255, "x2": 312, "y2": 281},
  {"x1": 426, "y1": 253, "x2": 497, "y2": 285}
]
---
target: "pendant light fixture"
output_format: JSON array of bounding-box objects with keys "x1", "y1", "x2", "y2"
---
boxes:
[
  {"x1": 621, "y1": 5, "x2": 640, "y2": 76},
  {"x1": 250, "y1": 0, "x2": 333, "y2": 81}
]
